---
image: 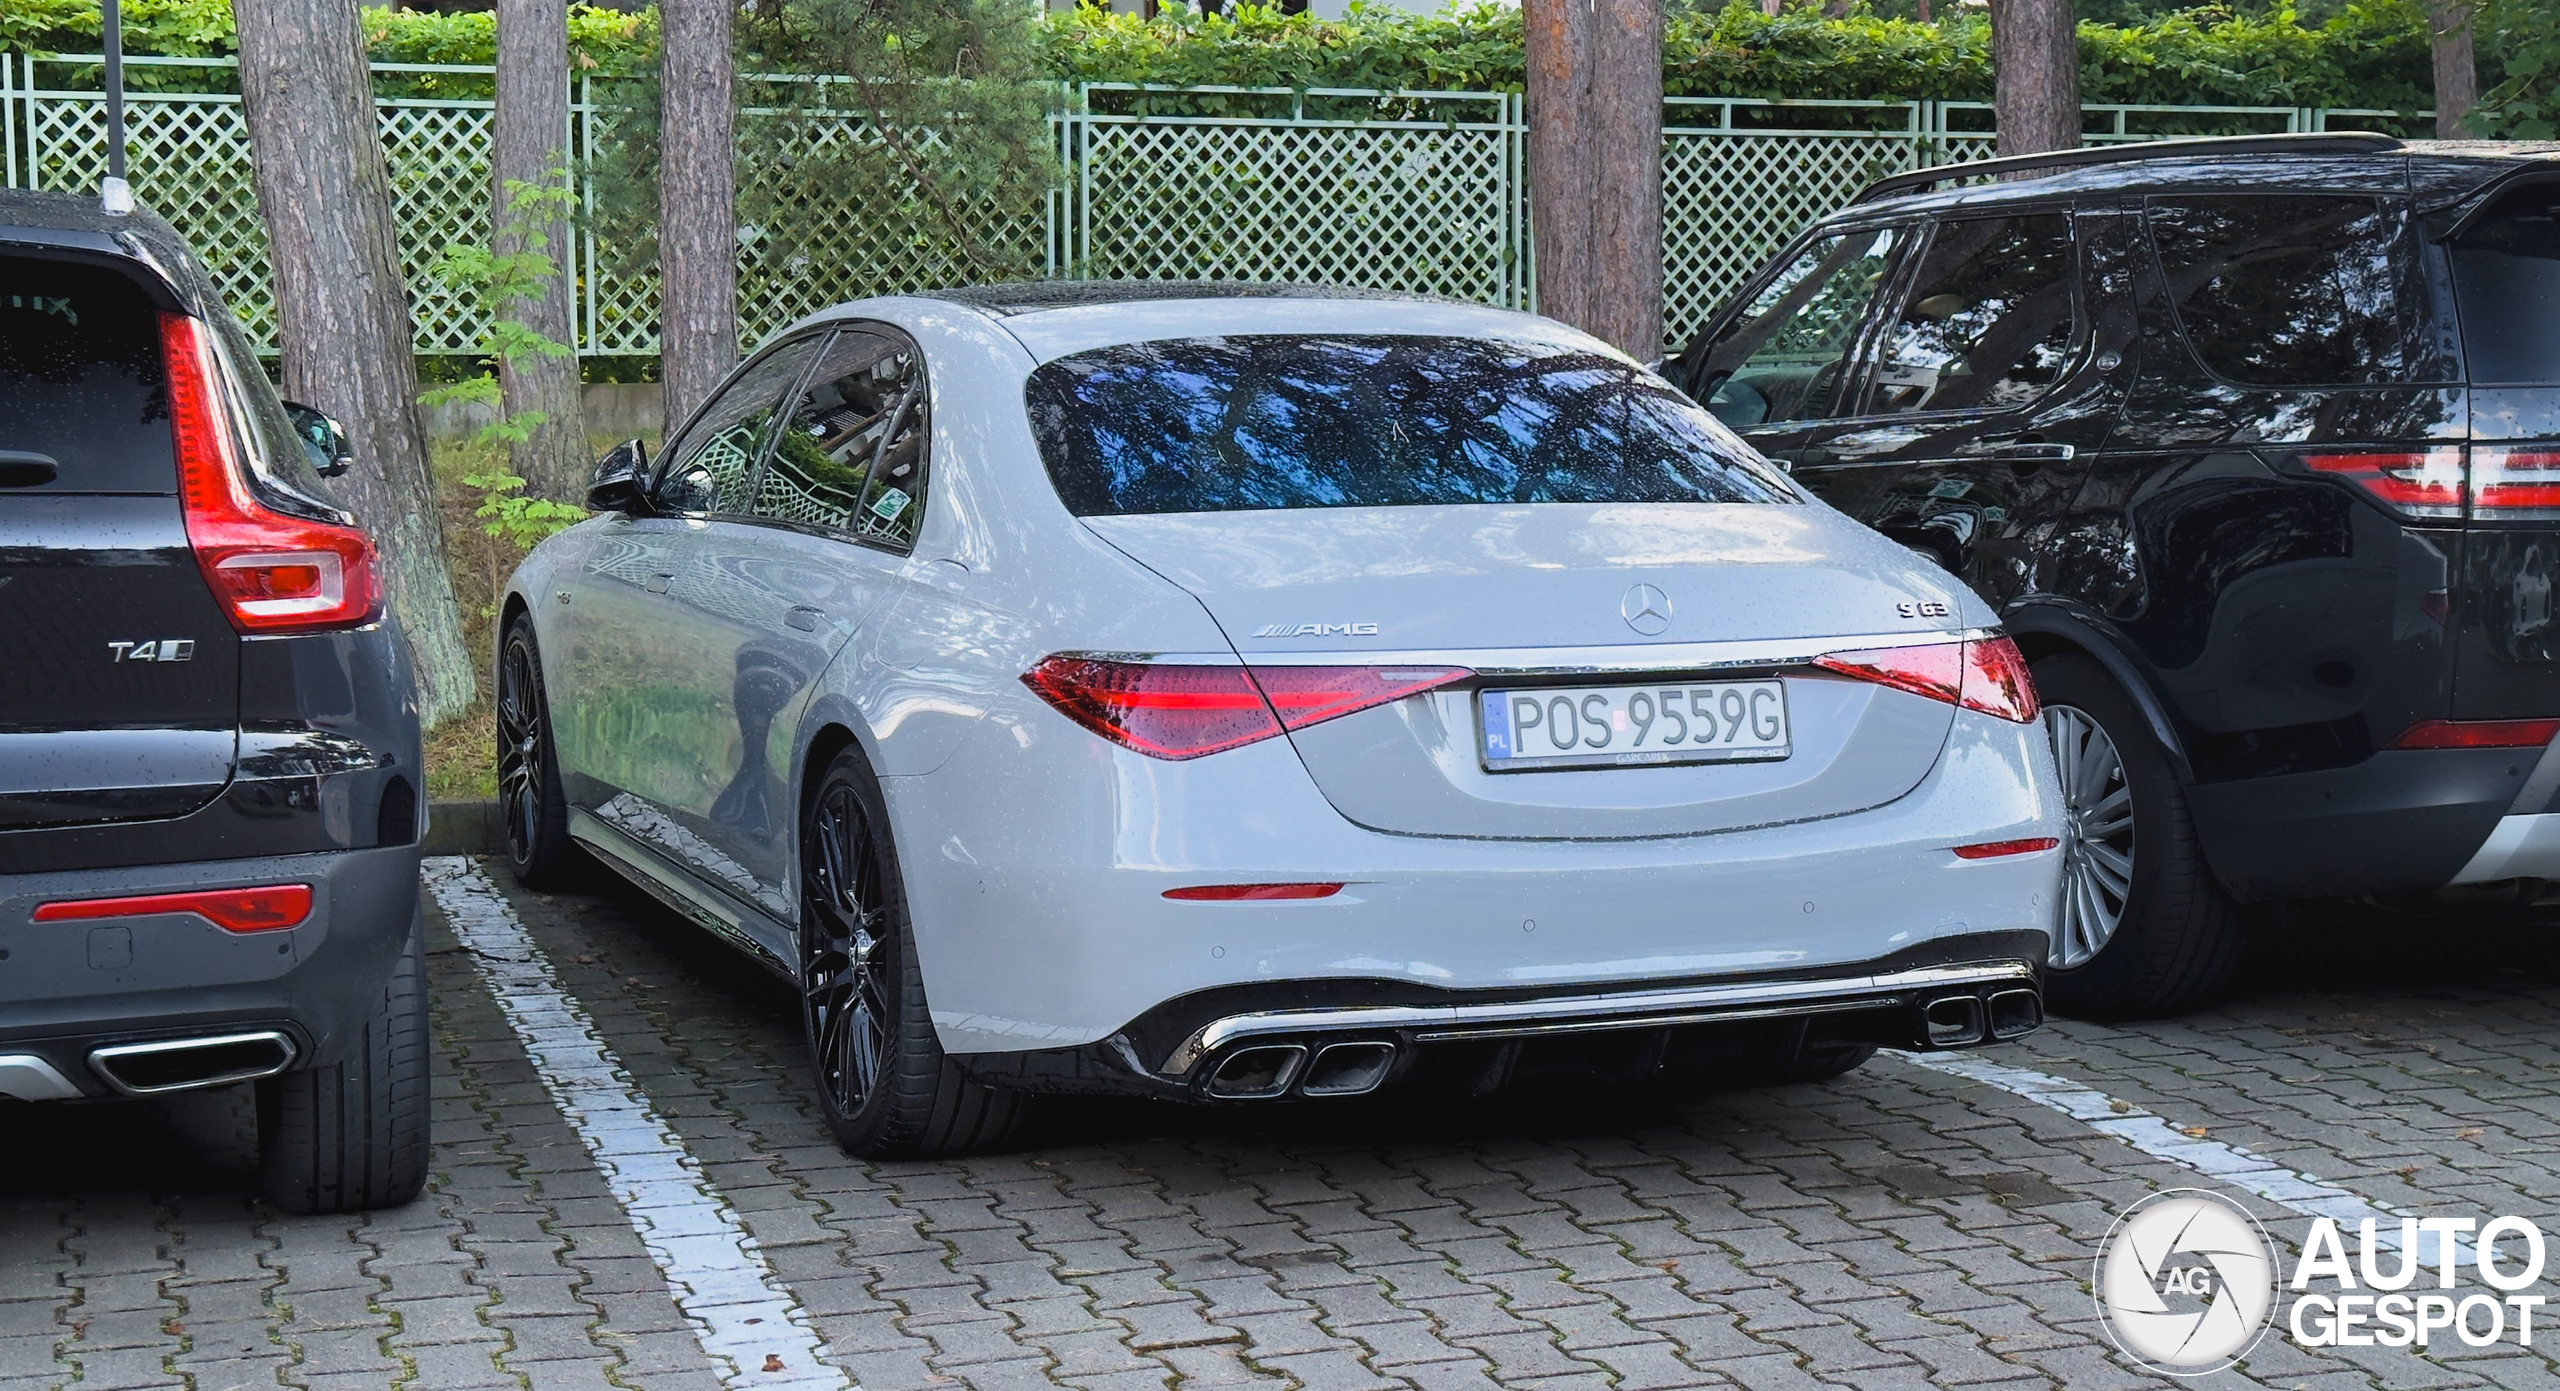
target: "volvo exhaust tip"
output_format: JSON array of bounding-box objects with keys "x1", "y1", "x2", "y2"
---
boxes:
[
  {"x1": 1301, "y1": 1041, "x2": 1397, "y2": 1097},
  {"x1": 88, "y1": 1031, "x2": 297, "y2": 1096},
  {"x1": 1922, "y1": 996, "x2": 1986, "y2": 1048},
  {"x1": 1986, "y1": 989, "x2": 2042, "y2": 1040},
  {"x1": 1203, "y1": 1044, "x2": 1306, "y2": 1099}
]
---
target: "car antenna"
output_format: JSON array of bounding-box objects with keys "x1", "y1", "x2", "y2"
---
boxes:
[{"x1": 99, "y1": 0, "x2": 133, "y2": 216}]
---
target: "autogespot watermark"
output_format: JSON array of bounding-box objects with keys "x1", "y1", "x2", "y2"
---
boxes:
[{"x1": 2094, "y1": 1189, "x2": 2555, "y2": 1375}]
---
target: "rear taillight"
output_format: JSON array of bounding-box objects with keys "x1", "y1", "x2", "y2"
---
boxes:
[
  {"x1": 162, "y1": 313, "x2": 381, "y2": 633},
  {"x1": 2296, "y1": 445, "x2": 2560, "y2": 522},
  {"x1": 1813, "y1": 636, "x2": 2040, "y2": 724},
  {"x1": 1022, "y1": 656, "x2": 1469, "y2": 760},
  {"x1": 2389, "y1": 718, "x2": 2560, "y2": 750},
  {"x1": 2299, "y1": 449, "x2": 2466, "y2": 519},
  {"x1": 2471, "y1": 447, "x2": 2560, "y2": 519},
  {"x1": 33, "y1": 883, "x2": 313, "y2": 933}
]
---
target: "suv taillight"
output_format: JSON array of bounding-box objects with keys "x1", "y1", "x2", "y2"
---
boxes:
[
  {"x1": 2298, "y1": 446, "x2": 2560, "y2": 522},
  {"x1": 1022, "y1": 656, "x2": 1469, "y2": 760},
  {"x1": 2298, "y1": 449, "x2": 2467, "y2": 519},
  {"x1": 1812, "y1": 637, "x2": 2041, "y2": 724},
  {"x1": 162, "y1": 312, "x2": 381, "y2": 633}
]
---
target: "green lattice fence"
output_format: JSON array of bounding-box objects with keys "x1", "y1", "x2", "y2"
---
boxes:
[{"x1": 0, "y1": 52, "x2": 2419, "y2": 356}]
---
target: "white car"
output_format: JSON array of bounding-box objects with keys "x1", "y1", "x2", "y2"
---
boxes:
[{"x1": 499, "y1": 285, "x2": 2065, "y2": 1157}]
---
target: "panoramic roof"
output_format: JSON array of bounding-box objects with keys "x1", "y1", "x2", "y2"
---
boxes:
[{"x1": 918, "y1": 280, "x2": 1449, "y2": 318}]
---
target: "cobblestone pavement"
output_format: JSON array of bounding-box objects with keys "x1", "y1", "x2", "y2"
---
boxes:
[{"x1": 10, "y1": 858, "x2": 2560, "y2": 1391}]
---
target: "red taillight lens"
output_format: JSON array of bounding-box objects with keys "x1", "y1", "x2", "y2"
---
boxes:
[
  {"x1": 163, "y1": 313, "x2": 381, "y2": 633},
  {"x1": 33, "y1": 883, "x2": 313, "y2": 933},
  {"x1": 1813, "y1": 637, "x2": 2040, "y2": 724},
  {"x1": 1249, "y1": 664, "x2": 1473, "y2": 732},
  {"x1": 1022, "y1": 656, "x2": 1470, "y2": 760},
  {"x1": 1162, "y1": 883, "x2": 1345, "y2": 901},
  {"x1": 1952, "y1": 837, "x2": 2061, "y2": 860},
  {"x1": 2300, "y1": 449, "x2": 2466, "y2": 519},
  {"x1": 2471, "y1": 447, "x2": 2560, "y2": 518},
  {"x1": 2389, "y1": 718, "x2": 2560, "y2": 750}
]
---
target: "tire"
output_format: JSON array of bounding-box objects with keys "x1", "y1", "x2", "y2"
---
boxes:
[
  {"x1": 800, "y1": 746, "x2": 1028, "y2": 1158},
  {"x1": 497, "y1": 611, "x2": 580, "y2": 889},
  {"x1": 258, "y1": 915, "x2": 431, "y2": 1214},
  {"x1": 2034, "y1": 654, "x2": 2246, "y2": 1020}
]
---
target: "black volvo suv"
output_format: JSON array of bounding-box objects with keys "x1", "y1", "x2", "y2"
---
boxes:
[
  {"x1": 0, "y1": 189, "x2": 426, "y2": 1210},
  {"x1": 1673, "y1": 134, "x2": 2560, "y2": 1017}
]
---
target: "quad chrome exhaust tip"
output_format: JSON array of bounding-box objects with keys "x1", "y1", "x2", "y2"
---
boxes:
[
  {"x1": 88, "y1": 1031, "x2": 298, "y2": 1096},
  {"x1": 1200, "y1": 1040, "x2": 1400, "y2": 1100}
]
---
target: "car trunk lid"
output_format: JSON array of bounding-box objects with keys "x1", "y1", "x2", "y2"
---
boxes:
[{"x1": 1083, "y1": 503, "x2": 1974, "y2": 840}]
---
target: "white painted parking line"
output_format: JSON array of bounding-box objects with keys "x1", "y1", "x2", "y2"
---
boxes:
[
  {"x1": 424, "y1": 857, "x2": 857, "y2": 1391},
  {"x1": 1893, "y1": 1049, "x2": 2418, "y2": 1241}
]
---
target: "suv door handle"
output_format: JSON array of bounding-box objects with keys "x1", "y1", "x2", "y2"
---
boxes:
[
  {"x1": 645, "y1": 571, "x2": 676, "y2": 594},
  {"x1": 785, "y1": 605, "x2": 825, "y2": 632}
]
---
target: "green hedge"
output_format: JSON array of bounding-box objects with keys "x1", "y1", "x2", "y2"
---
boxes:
[{"x1": 0, "y1": 0, "x2": 2487, "y2": 119}]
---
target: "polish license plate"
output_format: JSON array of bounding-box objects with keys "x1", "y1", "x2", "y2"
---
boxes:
[{"x1": 1478, "y1": 681, "x2": 1790, "y2": 772}]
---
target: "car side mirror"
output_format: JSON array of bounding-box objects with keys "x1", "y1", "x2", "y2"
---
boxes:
[
  {"x1": 589, "y1": 439, "x2": 649, "y2": 513},
  {"x1": 282, "y1": 401, "x2": 353, "y2": 478}
]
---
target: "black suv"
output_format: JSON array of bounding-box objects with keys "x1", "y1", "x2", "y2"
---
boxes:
[
  {"x1": 0, "y1": 189, "x2": 427, "y2": 1210},
  {"x1": 1671, "y1": 134, "x2": 2560, "y2": 1017}
]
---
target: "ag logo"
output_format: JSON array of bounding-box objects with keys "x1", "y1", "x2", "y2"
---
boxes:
[{"x1": 2094, "y1": 1189, "x2": 2277, "y2": 1375}]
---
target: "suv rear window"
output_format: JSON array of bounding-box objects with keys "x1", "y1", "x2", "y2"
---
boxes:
[
  {"x1": 2451, "y1": 183, "x2": 2560, "y2": 386},
  {"x1": 1026, "y1": 335, "x2": 1799, "y2": 517},
  {"x1": 0, "y1": 255, "x2": 173, "y2": 493},
  {"x1": 2146, "y1": 195, "x2": 2436, "y2": 387}
]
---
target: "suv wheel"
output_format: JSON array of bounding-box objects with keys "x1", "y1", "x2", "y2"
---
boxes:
[
  {"x1": 2033, "y1": 655, "x2": 2245, "y2": 1019},
  {"x1": 800, "y1": 747, "x2": 1027, "y2": 1158},
  {"x1": 258, "y1": 912, "x2": 430, "y2": 1213},
  {"x1": 497, "y1": 612, "x2": 579, "y2": 888}
]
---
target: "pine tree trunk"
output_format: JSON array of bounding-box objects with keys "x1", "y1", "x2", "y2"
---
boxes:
[
  {"x1": 234, "y1": 0, "x2": 476, "y2": 727},
  {"x1": 2430, "y1": 0, "x2": 2478, "y2": 138},
  {"x1": 1992, "y1": 0, "x2": 2081, "y2": 165},
  {"x1": 657, "y1": 0, "x2": 738, "y2": 427},
  {"x1": 494, "y1": 0, "x2": 587, "y2": 501},
  {"x1": 1523, "y1": 0, "x2": 1663, "y2": 360}
]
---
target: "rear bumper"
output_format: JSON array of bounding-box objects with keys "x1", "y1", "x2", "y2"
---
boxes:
[
  {"x1": 2186, "y1": 747, "x2": 2529, "y2": 900},
  {"x1": 0, "y1": 842, "x2": 420, "y2": 1100},
  {"x1": 955, "y1": 931, "x2": 2045, "y2": 1101}
]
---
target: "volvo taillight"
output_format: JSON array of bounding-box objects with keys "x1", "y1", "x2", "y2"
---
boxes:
[
  {"x1": 162, "y1": 312, "x2": 381, "y2": 633},
  {"x1": 2471, "y1": 446, "x2": 2560, "y2": 519},
  {"x1": 1813, "y1": 637, "x2": 2041, "y2": 724},
  {"x1": 1022, "y1": 656, "x2": 1469, "y2": 760}
]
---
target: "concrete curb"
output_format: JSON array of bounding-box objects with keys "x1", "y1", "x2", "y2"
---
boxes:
[{"x1": 426, "y1": 800, "x2": 508, "y2": 857}]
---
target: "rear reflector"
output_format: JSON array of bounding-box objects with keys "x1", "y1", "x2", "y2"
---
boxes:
[
  {"x1": 1163, "y1": 883, "x2": 1345, "y2": 901},
  {"x1": 34, "y1": 883, "x2": 313, "y2": 933},
  {"x1": 1813, "y1": 636, "x2": 2041, "y2": 724},
  {"x1": 163, "y1": 313, "x2": 382, "y2": 634},
  {"x1": 1023, "y1": 656, "x2": 1468, "y2": 760},
  {"x1": 2299, "y1": 448, "x2": 2466, "y2": 519},
  {"x1": 1952, "y1": 837, "x2": 2061, "y2": 860},
  {"x1": 2388, "y1": 718, "x2": 2560, "y2": 750}
]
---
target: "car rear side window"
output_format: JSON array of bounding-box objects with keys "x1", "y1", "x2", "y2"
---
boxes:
[
  {"x1": 2146, "y1": 194, "x2": 2435, "y2": 386},
  {"x1": 2451, "y1": 183, "x2": 2560, "y2": 386},
  {"x1": 0, "y1": 255, "x2": 173, "y2": 493},
  {"x1": 756, "y1": 328, "x2": 930, "y2": 550},
  {"x1": 1027, "y1": 334, "x2": 1799, "y2": 517}
]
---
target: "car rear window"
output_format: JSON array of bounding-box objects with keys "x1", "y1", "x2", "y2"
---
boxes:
[
  {"x1": 1026, "y1": 334, "x2": 1800, "y2": 517},
  {"x1": 2146, "y1": 194, "x2": 2438, "y2": 387},
  {"x1": 2451, "y1": 183, "x2": 2560, "y2": 386},
  {"x1": 0, "y1": 254, "x2": 173, "y2": 493}
]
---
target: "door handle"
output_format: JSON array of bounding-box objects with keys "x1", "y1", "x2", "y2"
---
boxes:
[
  {"x1": 1990, "y1": 442, "x2": 2076, "y2": 465},
  {"x1": 645, "y1": 571, "x2": 675, "y2": 594},
  {"x1": 785, "y1": 605, "x2": 825, "y2": 632}
]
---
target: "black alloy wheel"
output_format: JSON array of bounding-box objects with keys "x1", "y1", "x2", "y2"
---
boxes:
[
  {"x1": 802, "y1": 775, "x2": 896, "y2": 1125},
  {"x1": 796, "y1": 747, "x2": 1028, "y2": 1157},
  {"x1": 497, "y1": 613, "x2": 578, "y2": 888}
]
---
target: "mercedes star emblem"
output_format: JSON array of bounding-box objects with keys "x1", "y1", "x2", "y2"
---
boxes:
[{"x1": 1621, "y1": 583, "x2": 1672, "y2": 636}]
